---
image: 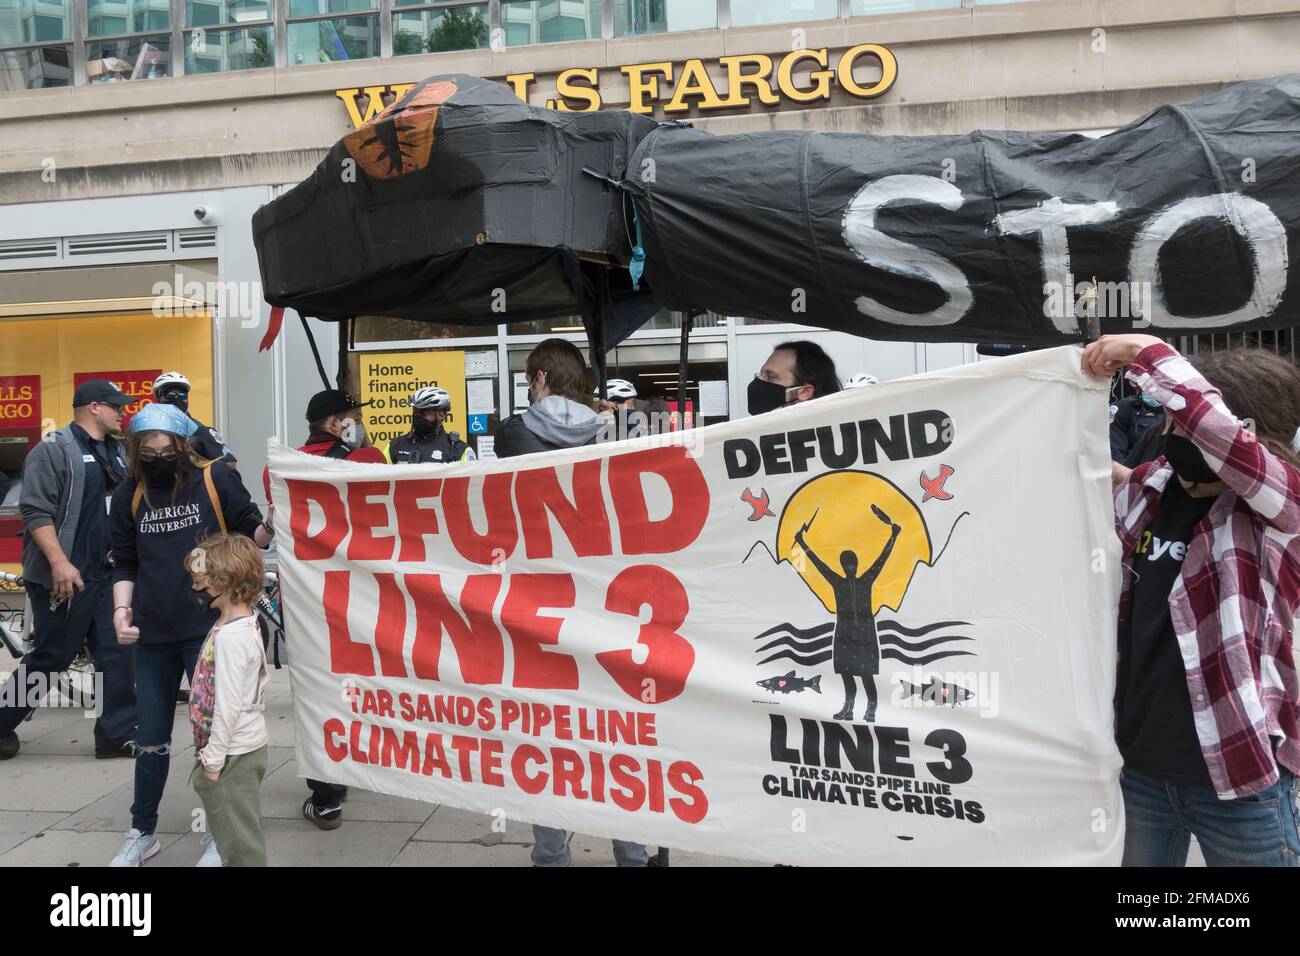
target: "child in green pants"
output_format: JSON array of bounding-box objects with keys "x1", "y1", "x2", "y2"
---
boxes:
[{"x1": 186, "y1": 534, "x2": 271, "y2": 867}]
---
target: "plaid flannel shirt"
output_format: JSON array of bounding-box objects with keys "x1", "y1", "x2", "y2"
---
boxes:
[{"x1": 1114, "y1": 342, "x2": 1300, "y2": 799}]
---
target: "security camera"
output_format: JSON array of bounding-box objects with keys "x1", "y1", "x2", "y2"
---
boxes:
[{"x1": 193, "y1": 206, "x2": 216, "y2": 225}]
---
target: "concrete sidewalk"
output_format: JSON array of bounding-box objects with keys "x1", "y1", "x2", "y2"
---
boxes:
[{"x1": 0, "y1": 661, "x2": 755, "y2": 868}]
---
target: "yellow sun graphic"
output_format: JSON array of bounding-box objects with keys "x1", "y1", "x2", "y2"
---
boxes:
[{"x1": 777, "y1": 471, "x2": 932, "y2": 615}]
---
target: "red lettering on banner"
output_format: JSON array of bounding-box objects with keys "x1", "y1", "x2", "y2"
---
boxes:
[
  {"x1": 323, "y1": 719, "x2": 347, "y2": 761},
  {"x1": 373, "y1": 573, "x2": 407, "y2": 676},
  {"x1": 608, "y1": 753, "x2": 646, "y2": 812},
  {"x1": 481, "y1": 738, "x2": 506, "y2": 787},
  {"x1": 346, "y1": 481, "x2": 395, "y2": 560},
  {"x1": 597, "y1": 565, "x2": 694, "y2": 703},
  {"x1": 515, "y1": 460, "x2": 613, "y2": 558},
  {"x1": 443, "y1": 473, "x2": 518, "y2": 564},
  {"x1": 394, "y1": 479, "x2": 442, "y2": 561},
  {"x1": 512, "y1": 744, "x2": 549, "y2": 794},
  {"x1": 422, "y1": 733, "x2": 451, "y2": 777},
  {"x1": 501, "y1": 573, "x2": 579, "y2": 690},
  {"x1": 287, "y1": 479, "x2": 347, "y2": 560},
  {"x1": 381, "y1": 727, "x2": 422, "y2": 772},
  {"x1": 407, "y1": 573, "x2": 504, "y2": 683},
  {"x1": 668, "y1": 761, "x2": 709, "y2": 823},
  {"x1": 450, "y1": 735, "x2": 479, "y2": 780},
  {"x1": 324, "y1": 570, "x2": 375, "y2": 675},
  {"x1": 551, "y1": 747, "x2": 589, "y2": 799},
  {"x1": 608, "y1": 445, "x2": 709, "y2": 554}
]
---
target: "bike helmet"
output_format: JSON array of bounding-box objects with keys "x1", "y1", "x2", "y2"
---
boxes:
[
  {"x1": 600, "y1": 378, "x2": 638, "y2": 401},
  {"x1": 152, "y1": 371, "x2": 191, "y2": 395},
  {"x1": 129, "y1": 402, "x2": 197, "y2": 437},
  {"x1": 410, "y1": 386, "x2": 451, "y2": 411},
  {"x1": 843, "y1": 373, "x2": 879, "y2": 388}
]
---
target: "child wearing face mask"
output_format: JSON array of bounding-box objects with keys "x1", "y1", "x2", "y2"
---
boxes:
[
  {"x1": 1082, "y1": 335, "x2": 1300, "y2": 868},
  {"x1": 185, "y1": 534, "x2": 271, "y2": 867}
]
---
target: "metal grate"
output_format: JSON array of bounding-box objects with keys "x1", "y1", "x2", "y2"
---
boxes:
[
  {"x1": 65, "y1": 233, "x2": 172, "y2": 257},
  {"x1": 176, "y1": 228, "x2": 217, "y2": 250},
  {"x1": 0, "y1": 238, "x2": 60, "y2": 261}
]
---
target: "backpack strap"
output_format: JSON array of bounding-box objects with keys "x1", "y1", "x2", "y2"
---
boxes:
[
  {"x1": 202, "y1": 463, "x2": 227, "y2": 535},
  {"x1": 131, "y1": 483, "x2": 144, "y2": 520}
]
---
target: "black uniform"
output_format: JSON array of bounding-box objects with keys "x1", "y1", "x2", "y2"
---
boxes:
[
  {"x1": 1109, "y1": 397, "x2": 1163, "y2": 463},
  {"x1": 388, "y1": 429, "x2": 471, "y2": 464}
]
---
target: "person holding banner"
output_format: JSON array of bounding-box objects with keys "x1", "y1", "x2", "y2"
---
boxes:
[
  {"x1": 496, "y1": 339, "x2": 650, "y2": 867},
  {"x1": 261, "y1": 389, "x2": 385, "y2": 831},
  {"x1": 1083, "y1": 334, "x2": 1300, "y2": 867},
  {"x1": 108, "y1": 403, "x2": 273, "y2": 867}
]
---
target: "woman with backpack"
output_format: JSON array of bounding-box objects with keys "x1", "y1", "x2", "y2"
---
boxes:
[{"x1": 107, "y1": 403, "x2": 273, "y2": 867}]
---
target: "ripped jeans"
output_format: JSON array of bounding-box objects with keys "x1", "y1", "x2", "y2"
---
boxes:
[{"x1": 131, "y1": 636, "x2": 206, "y2": 835}]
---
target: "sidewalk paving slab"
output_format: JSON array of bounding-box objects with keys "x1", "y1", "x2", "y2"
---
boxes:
[{"x1": 0, "y1": 827, "x2": 186, "y2": 867}]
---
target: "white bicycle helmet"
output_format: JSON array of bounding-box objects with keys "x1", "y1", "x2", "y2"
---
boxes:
[
  {"x1": 600, "y1": 378, "x2": 638, "y2": 401},
  {"x1": 843, "y1": 373, "x2": 879, "y2": 388},
  {"x1": 410, "y1": 386, "x2": 451, "y2": 411},
  {"x1": 152, "y1": 371, "x2": 191, "y2": 394}
]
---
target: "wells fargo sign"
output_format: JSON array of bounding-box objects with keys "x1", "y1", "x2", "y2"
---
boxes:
[{"x1": 336, "y1": 44, "x2": 896, "y2": 128}]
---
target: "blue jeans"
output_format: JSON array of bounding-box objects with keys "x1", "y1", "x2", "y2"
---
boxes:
[
  {"x1": 0, "y1": 579, "x2": 136, "y2": 748},
  {"x1": 531, "y1": 825, "x2": 648, "y2": 867},
  {"x1": 131, "y1": 636, "x2": 205, "y2": 835},
  {"x1": 1122, "y1": 766, "x2": 1300, "y2": 866}
]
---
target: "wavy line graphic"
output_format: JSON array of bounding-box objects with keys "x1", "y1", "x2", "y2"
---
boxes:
[
  {"x1": 752, "y1": 621, "x2": 835, "y2": 642},
  {"x1": 756, "y1": 649, "x2": 835, "y2": 667},
  {"x1": 876, "y1": 619, "x2": 971, "y2": 637},
  {"x1": 881, "y1": 648, "x2": 976, "y2": 665},
  {"x1": 755, "y1": 635, "x2": 835, "y2": 655},
  {"x1": 878, "y1": 634, "x2": 973, "y2": 652}
]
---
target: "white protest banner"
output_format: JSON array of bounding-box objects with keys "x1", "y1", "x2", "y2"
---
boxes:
[{"x1": 267, "y1": 346, "x2": 1124, "y2": 865}]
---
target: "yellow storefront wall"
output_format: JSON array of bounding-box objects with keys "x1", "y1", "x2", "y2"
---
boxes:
[
  {"x1": 0, "y1": 311, "x2": 214, "y2": 434},
  {"x1": 0, "y1": 312, "x2": 214, "y2": 574}
]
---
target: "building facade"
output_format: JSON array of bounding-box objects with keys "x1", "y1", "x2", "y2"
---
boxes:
[{"x1": 2, "y1": 0, "x2": 1299, "y2": 565}]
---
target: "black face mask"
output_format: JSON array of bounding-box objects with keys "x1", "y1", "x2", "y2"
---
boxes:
[
  {"x1": 412, "y1": 415, "x2": 440, "y2": 437},
  {"x1": 748, "y1": 377, "x2": 795, "y2": 416},
  {"x1": 1162, "y1": 432, "x2": 1220, "y2": 485},
  {"x1": 141, "y1": 456, "x2": 178, "y2": 483},
  {"x1": 190, "y1": 588, "x2": 217, "y2": 614}
]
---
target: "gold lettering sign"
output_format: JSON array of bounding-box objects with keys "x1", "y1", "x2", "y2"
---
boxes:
[{"x1": 337, "y1": 46, "x2": 897, "y2": 128}]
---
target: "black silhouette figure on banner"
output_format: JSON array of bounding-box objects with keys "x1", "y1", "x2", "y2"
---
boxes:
[{"x1": 793, "y1": 505, "x2": 901, "y2": 722}]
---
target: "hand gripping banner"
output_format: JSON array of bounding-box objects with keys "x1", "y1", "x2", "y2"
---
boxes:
[{"x1": 267, "y1": 347, "x2": 1124, "y2": 865}]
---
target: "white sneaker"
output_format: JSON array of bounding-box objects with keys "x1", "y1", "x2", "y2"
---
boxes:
[
  {"x1": 195, "y1": 833, "x2": 223, "y2": 867},
  {"x1": 109, "y1": 828, "x2": 160, "y2": 867}
]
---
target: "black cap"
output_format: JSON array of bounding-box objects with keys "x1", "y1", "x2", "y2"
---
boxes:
[
  {"x1": 72, "y1": 379, "x2": 131, "y2": 408},
  {"x1": 306, "y1": 389, "x2": 370, "y2": 423}
]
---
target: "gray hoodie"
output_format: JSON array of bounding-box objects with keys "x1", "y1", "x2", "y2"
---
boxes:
[
  {"x1": 521, "y1": 396, "x2": 604, "y2": 446},
  {"x1": 495, "y1": 395, "x2": 604, "y2": 458}
]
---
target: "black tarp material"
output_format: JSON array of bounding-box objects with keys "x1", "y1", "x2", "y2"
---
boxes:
[
  {"x1": 625, "y1": 74, "x2": 1300, "y2": 344},
  {"x1": 253, "y1": 74, "x2": 660, "y2": 345},
  {"x1": 254, "y1": 73, "x2": 1300, "y2": 347}
]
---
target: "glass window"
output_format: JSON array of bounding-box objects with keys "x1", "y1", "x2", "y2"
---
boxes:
[
  {"x1": 850, "y1": 0, "x2": 961, "y2": 13},
  {"x1": 392, "y1": 4, "x2": 489, "y2": 55},
  {"x1": 186, "y1": 0, "x2": 272, "y2": 27},
  {"x1": 613, "y1": 0, "x2": 715, "y2": 36},
  {"x1": 184, "y1": 25, "x2": 273, "y2": 72},
  {"x1": 287, "y1": 15, "x2": 379, "y2": 64},
  {"x1": 0, "y1": 45, "x2": 71, "y2": 89},
  {"x1": 86, "y1": 34, "x2": 170, "y2": 80},
  {"x1": 354, "y1": 315, "x2": 498, "y2": 342},
  {"x1": 730, "y1": 0, "x2": 837, "y2": 28},
  {"x1": 0, "y1": 0, "x2": 70, "y2": 47},
  {"x1": 501, "y1": 0, "x2": 601, "y2": 46},
  {"x1": 290, "y1": 0, "x2": 376, "y2": 16},
  {"x1": 87, "y1": 0, "x2": 171, "y2": 37}
]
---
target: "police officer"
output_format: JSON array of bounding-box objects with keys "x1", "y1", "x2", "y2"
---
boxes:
[
  {"x1": 1109, "y1": 391, "x2": 1164, "y2": 463},
  {"x1": 151, "y1": 371, "x2": 236, "y2": 467},
  {"x1": 388, "y1": 387, "x2": 475, "y2": 464}
]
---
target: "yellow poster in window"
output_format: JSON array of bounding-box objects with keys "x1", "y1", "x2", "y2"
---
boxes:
[{"x1": 358, "y1": 350, "x2": 466, "y2": 451}]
